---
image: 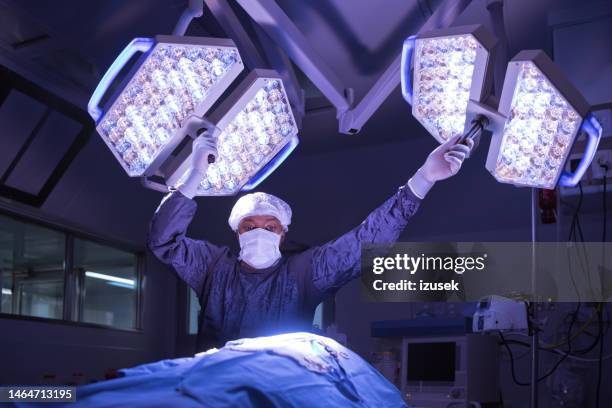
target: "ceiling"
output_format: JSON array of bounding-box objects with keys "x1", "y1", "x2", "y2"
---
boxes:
[{"x1": 0, "y1": 0, "x2": 609, "y2": 156}]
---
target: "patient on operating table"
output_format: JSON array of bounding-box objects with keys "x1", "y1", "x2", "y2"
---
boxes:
[
  {"x1": 27, "y1": 333, "x2": 407, "y2": 408},
  {"x1": 148, "y1": 132, "x2": 473, "y2": 351}
]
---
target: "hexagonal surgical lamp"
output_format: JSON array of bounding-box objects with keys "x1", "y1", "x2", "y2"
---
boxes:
[
  {"x1": 484, "y1": 51, "x2": 602, "y2": 189},
  {"x1": 166, "y1": 69, "x2": 299, "y2": 196},
  {"x1": 88, "y1": 35, "x2": 244, "y2": 177},
  {"x1": 88, "y1": 36, "x2": 299, "y2": 196},
  {"x1": 402, "y1": 26, "x2": 602, "y2": 190},
  {"x1": 401, "y1": 25, "x2": 497, "y2": 143}
]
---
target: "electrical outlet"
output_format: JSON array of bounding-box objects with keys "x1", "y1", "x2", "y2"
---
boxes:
[{"x1": 592, "y1": 149, "x2": 612, "y2": 180}]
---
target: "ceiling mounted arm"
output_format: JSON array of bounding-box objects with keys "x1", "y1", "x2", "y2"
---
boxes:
[
  {"x1": 486, "y1": 0, "x2": 509, "y2": 98},
  {"x1": 236, "y1": 0, "x2": 473, "y2": 134},
  {"x1": 235, "y1": 0, "x2": 352, "y2": 119},
  {"x1": 173, "y1": 0, "x2": 204, "y2": 36},
  {"x1": 340, "y1": 0, "x2": 473, "y2": 134}
]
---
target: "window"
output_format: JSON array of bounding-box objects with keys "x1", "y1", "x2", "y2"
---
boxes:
[
  {"x1": 0, "y1": 213, "x2": 141, "y2": 330},
  {"x1": 74, "y1": 239, "x2": 138, "y2": 329},
  {"x1": 0, "y1": 214, "x2": 65, "y2": 319}
]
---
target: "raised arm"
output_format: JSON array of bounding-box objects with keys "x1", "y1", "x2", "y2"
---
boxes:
[
  {"x1": 310, "y1": 135, "x2": 473, "y2": 295},
  {"x1": 147, "y1": 131, "x2": 224, "y2": 296},
  {"x1": 310, "y1": 184, "x2": 420, "y2": 294},
  {"x1": 147, "y1": 190, "x2": 228, "y2": 296}
]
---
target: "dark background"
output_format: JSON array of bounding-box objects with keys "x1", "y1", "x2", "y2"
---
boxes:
[{"x1": 0, "y1": 0, "x2": 610, "y2": 406}]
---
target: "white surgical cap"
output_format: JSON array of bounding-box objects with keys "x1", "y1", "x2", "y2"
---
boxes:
[{"x1": 228, "y1": 192, "x2": 292, "y2": 232}]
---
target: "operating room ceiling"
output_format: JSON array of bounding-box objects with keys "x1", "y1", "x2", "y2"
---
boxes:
[{"x1": 0, "y1": 0, "x2": 608, "y2": 157}]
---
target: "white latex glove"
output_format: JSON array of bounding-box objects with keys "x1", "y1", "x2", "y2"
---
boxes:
[
  {"x1": 408, "y1": 135, "x2": 474, "y2": 199},
  {"x1": 176, "y1": 133, "x2": 218, "y2": 199},
  {"x1": 191, "y1": 133, "x2": 218, "y2": 174}
]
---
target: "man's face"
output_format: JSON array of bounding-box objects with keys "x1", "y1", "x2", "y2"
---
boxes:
[
  {"x1": 237, "y1": 215, "x2": 284, "y2": 237},
  {"x1": 237, "y1": 215, "x2": 285, "y2": 269}
]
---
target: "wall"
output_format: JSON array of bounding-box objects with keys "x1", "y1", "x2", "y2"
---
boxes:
[{"x1": 0, "y1": 135, "x2": 180, "y2": 384}]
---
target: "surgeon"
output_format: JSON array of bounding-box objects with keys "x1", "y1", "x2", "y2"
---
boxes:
[{"x1": 148, "y1": 134, "x2": 473, "y2": 351}]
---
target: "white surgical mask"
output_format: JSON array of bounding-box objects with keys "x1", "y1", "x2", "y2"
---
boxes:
[{"x1": 239, "y1": 228, "x2": 282, "y2": 269}]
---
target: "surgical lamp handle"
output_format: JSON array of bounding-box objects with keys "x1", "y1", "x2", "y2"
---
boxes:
[
  {"x1": 460, "y1": 115, "x2": 488, "y2": 143},
  {"x1": 241, "y1": 136, "x2": 299, "y2": 192},
  {"x1": 400, "y1": 35, "x2": 417, "y2": 106},
  {"x1": 558, "y1": 113, "x2": 603, "y2": 187},
  {"x1": 87, "y1": 38, "x2": 154, "y2": 123}
]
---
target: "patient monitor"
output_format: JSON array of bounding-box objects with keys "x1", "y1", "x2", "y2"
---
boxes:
[{"x1": 400, "y1": 334, "x2": 499, "y2": 408}]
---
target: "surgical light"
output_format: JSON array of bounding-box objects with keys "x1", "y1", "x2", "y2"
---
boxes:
[
  {"x1": 167, "y1": 69, "x2": 299, "y2": 196},
  {"x1": 88, "y1": 36, "x2": 244, "y2": 177},
  {"x1": 485, "y1": 50, "x2": 602, "y2": 189},
  {"x1": 401, "y1": 25, "x2": 496, "y2": 143}
]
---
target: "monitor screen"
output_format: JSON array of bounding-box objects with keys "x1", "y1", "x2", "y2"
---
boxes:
[{"x1": 407, "y1": 342, "x2": 456, "y2": 382}]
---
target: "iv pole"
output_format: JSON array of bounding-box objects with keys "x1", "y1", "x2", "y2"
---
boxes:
[{"x1": 483, "y1": 2, "x2": 543, "y2": 402}]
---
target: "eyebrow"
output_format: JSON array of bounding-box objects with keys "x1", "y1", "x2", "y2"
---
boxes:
[
  {"x1": 242, "y1": 216, "x2": 279, "y2": 223},
  {"x1": 240, "y1": 216, "x2": 281, "y2": 225}
]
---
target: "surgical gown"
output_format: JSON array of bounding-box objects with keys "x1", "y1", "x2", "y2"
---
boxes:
[{"x1": 147, "y1": 185, "x2": 420, "y2": 351}]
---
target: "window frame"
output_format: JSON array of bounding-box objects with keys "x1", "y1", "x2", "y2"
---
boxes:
[
  {"x1": 0, "y1": 206, "x2": 145, "y2": 333},
  {"x1": 0, "y1": 66, "x2": 93, "y2": 208}
]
